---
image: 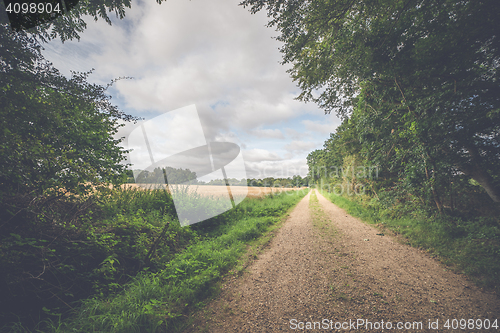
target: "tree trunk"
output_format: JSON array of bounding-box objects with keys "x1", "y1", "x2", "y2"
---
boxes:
[
  {"x1": 458, "y1": 145, "x2": 500, "y2": 203},
  {"x1": 425, "y1": 165, "x2": 443, "y2": 213},
  {"x1": 459, "y1": 163, "x2": 500, "y2": 203},
  {"x1": 423, "y1": 153, "x2": 443, "y2": 213}
]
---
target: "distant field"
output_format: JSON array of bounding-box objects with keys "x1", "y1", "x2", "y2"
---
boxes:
[{"x1": 120, "y1": 184, "x2": 307, "y2": 198}]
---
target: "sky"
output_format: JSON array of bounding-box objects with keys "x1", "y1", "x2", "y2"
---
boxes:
[{"x1": 41, "y1": 0, "x2": 342, "y2": 180}]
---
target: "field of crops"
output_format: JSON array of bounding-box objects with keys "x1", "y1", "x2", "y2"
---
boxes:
[{"x1": 120, "y1": 184, "x2": 307, "y2": 198}]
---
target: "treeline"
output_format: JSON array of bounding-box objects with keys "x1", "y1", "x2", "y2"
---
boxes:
[
  {"x1": 245, "y1": 176, "x2": 309, "y2": 187},
  {"x1": 307, "y1": 117, "x2": 499, "y2": 217},
  {"x1": 201, "y1": 176, "x2": 309, "y2": 187},
  {"x1": 241, "y1": 0, "x2": 500, "y2": 215},
  {"x1": 125, "y1": 170, "x2": 309, "y2": 187},
  {"x1": 126, "y1": 167, "x2": 197, "y2": 184}
]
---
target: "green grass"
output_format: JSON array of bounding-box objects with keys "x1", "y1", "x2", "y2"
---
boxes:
[
  {"x1": 321, "y1": 191, "x2": 500, "y2": 291},
  {"x1": 309, "y1": 190, "x2": 336, "y2": 238},
  {"x1": 32, "y1": 188, "x2": 310, "y2": 332}
]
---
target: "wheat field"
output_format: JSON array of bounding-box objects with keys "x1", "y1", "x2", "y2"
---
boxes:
[{"x1": 119, "y1": 184, "x2": 307, "y2": 198}]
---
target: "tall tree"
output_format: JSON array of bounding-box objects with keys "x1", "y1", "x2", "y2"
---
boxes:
[
  {"x1": 1, "y1": 0, "x2": 168, "y2": 198},
  {"x1": 0, "y1": 24, "x2": 138, "y2": 199},
  {"x1": 242, "y1": 0, "x2": 500, "y2": 202},
  {"x1": 0, "y1": 0, "x2": 150, "y2": 42}
]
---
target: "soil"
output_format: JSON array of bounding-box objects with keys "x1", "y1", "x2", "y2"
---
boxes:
[{"x1": 183, "y1": 190, "x2": 499, "y2": 332}]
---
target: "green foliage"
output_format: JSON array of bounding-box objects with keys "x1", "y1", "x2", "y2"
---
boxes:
[
  {"x1": 0, "y1": 187, "x2": 308, "y2": 332},
  {"x1": 0, "y1": 0, "x2": 141, "y2": 42},
  {"x1": 133, "y1": 167, "x2": 198, "y2": 185},
  {"x1": 244, "y1": 0, "x2": 500, "y2": 203},
  {"x1": 0, "y1": 188, "x2": 191, "y2": 331},
  {"x1": 247, "y1": 176, "x2": 309, "y2": 187},
  {"x1": 0, "y1": 23, "x2": 143, "y2": 327},
  {"x1": 0, "y1": 24, "x2": 138, "y2": 200}
]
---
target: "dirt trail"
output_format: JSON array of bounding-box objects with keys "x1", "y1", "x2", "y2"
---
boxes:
[{"x1": 184, "y1": 190, "x2": 499, "y2": 332}]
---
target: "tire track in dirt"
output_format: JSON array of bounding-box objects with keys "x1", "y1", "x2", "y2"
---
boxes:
[
  {"x1": 183, "y1": 190, "x2": 499, "y2": 332},
  {"x1": 314, "y1": 190, "x2": 499, "y2": 331}
]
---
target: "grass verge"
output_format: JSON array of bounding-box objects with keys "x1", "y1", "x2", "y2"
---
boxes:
[
  {"x1": 320, "y1": 191, "x2": 500, "y2": 291},
  {"x1": 309, "y1": 190, "x2": 336, "y2": 237}
]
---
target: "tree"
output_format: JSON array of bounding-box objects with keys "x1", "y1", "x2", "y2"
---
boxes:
[
  {"x1": 306, "y1": 149, "x2": 327, "y2": 181},
  {"x1": 1, "y1": 0, "x2": 168, "y2": 200},
  {"x1": 0, "y1": 0, "x2": 153, "y2": 42},
  {"x1": 0, "y1": 24, "x2": 138, "y2": 200},
  {"x1": 242, "y1": 0, "x2": 500, "y2": 203},
  {"x1": 292, "y1": 174, "x2": 302, "y2": 187}
]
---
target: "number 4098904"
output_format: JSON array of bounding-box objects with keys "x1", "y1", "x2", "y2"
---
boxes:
[
  {"x1": 5, "y1": 2, "x2": 61, "y2": 14},
  {"x1": 443, "y1": 319, "x2": 498, "y2": 330}
]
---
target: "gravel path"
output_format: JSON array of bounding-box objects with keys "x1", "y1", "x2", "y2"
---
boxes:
[{"x1": 184, "y1": 190, "x2": 499, "y2": 332}]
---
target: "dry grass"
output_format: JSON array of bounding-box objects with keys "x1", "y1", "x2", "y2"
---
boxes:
[{"x1": 119, "y1": 184, "x2": 306, "y2": 198}]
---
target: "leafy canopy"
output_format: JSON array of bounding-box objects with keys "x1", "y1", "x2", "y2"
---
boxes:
[
  {"x1": 0, "y1": 24, "x2": 139, "y2": 198},
  {"x1": 242, "y1": 0, "x2": 500, "y2": 202}
]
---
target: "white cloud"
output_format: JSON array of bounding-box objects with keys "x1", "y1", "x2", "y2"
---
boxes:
[
  {"x1": 283, "y1": 140, "x2": 319, "y2": 154},
  {"x1": 284, "y1": 128, "x2": 307, "y2": 140},
  {"x1": 245, "y1": 159, "x2": 309, "y2": 178},
  {"x1": 42, "y1": 0, "x2": 335, "y2": 179},
  {"x1": 249, "y1": 128, "x2": 285, "y2": 139},
  {"x1": 302, "y1": 118, "x2": 342, "y2": 135},
  {"x1": 242, "y1": 149, "x2": 283, "y2": 162}
]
